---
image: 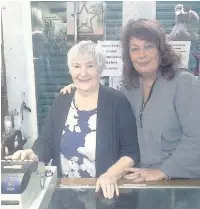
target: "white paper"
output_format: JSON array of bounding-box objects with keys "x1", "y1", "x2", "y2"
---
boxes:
[
  {"x1": 169, "y1": 41, "x2": 191, "y2": 68},
  {"x1": 98, "y1": 41, "x2": 123, "y2": 77}
]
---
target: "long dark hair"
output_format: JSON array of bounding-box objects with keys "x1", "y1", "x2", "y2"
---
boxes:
[{"x1": 122, "y1": 19, "x2": 181, "y2": 89}]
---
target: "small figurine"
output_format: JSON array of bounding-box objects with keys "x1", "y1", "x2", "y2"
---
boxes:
[{"x1": 167, "y1": 4, "x2": 199, "y2": 41}]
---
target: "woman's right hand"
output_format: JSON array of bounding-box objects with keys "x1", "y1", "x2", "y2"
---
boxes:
[
  {"x1": 96, "y1": 173, "x2": 119, "y2": 199},
  {"x1": 60, "y1": 83, "x2": 75, "y2": 95},
  {"x1": 5, "y1": 149, "x2": 39, "y2": 161}
]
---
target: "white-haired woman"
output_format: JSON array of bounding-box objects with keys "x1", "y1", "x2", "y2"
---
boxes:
[{"x1": 6, "y1": 41, "x2": 139, "y2": 199}]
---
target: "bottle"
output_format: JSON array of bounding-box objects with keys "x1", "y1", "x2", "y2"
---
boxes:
[{"x1": 4, "y1": 116, "x2": 12, "y2": 135}]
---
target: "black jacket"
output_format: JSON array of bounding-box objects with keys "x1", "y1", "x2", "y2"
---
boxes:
[{"x1": 32, "y1": 85, "x2": 140, "y2": 177}]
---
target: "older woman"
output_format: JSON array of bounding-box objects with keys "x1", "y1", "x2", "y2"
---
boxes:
[
  {"x1": 61, "y1": 19, "x2": 200, "y2": 181},
  {"x1": 6, "y1": 41, "x2": 139, "y2": 199}
]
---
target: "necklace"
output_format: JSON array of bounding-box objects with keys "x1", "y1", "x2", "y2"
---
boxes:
[{"x1": 139, "y1": 76, "x2": 159, "y2": 128}]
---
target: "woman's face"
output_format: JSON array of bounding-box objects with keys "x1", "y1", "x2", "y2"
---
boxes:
[
  {"x1": 70, "y1": 54, "x2": 101, "y2": 93},
  {"x1": 129, "y1": 37, "x2": 160, "y2": 77}
]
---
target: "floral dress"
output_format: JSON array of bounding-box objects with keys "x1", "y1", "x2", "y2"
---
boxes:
[{"x1": 60, "y1": 98, "x2": 97, "y2": 178}]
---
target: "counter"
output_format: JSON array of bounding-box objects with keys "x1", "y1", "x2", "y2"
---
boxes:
[{"x1": 48, "y1": 178, "x2": 200, "y2": 209}]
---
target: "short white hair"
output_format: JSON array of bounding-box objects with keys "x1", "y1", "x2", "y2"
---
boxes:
[{"x1": 67, "y1": 40, "x2": 106, "y2": 74}]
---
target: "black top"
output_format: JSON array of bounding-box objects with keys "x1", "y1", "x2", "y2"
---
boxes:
[{"x1": 32, "y1": 85, "x2": 140, "y2": 177}]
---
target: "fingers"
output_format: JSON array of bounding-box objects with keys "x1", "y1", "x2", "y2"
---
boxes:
[
  {"x1": 110, "y1": 184, "x2": 114, "y2": 199},
  {"x1": 20, "y1": 151, "x2": 27, "y2": 160},
  {"x1": 95, "y1": 181, "x2": 101, "y2": 193},
  {"x1": 60, "y1": 87, "x2": 66, "y2": 94},
  {"x1": 125, "y1": 172, "x2": 146, "y2": 183},
  {"x1": 132, "y1": 175, "x2": 145, "y2": 183},
  {"x1": 107, "y1": 183, "x2": 114, "y2": 199},
  {"x1": 95, "y1": 174, "x2": 120, "y2": 199},
  {"x1": 60, "y1": 85, "x2": 72, "y2": 95},
  {"x1": 96, "y1": 181, "x2": 119, "y2": 199},
  {"x1": 60, "y1": 89, "x2": 64, "y2": 94},
  {"x1": 124, "y1": 172, "x2": 141, "y2": 180},
  {"x1": 29, "y1": 153, "x2": 39, "y2": 161},
  {"x1": 104, "y1": 183, "x2": 118, "y2": 199},
  {"x1": 105, "y1": 183, "x2": 113, "y2": 199},
  {"x1": 5, "y1": 150, "x2": 22, "y2": 160},
  {"x1": 125, "y1": 167, "x2": 140, "y2": 172},
  {"x1": 4, "y1": 155, "x2": 13, "y2": 160},
  {"x1": 4, "y1": 149, "x2": 38, "y2": 161},
  {"x1": 101, "y1": 182, "x2": 108, "y2": 198},
  {"x1": 115, "y1": 184, "x2": 119, "y2": 196},
  {"x1": 124, "y1": 168, "x2": 143, "y2": 180},
  {"x1": 68, "y1": 85, "x2": 72, "y2": 94},
  {"x1": 96, "y1": 180, "x2": 109, "y2": 198}
]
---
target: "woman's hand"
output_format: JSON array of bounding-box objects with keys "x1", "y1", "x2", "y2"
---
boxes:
[
  {"x1": 60, "y1": 83, "x2": 75, "y2": 94},
  {"x1": 5, "y1": 149, "x2": 39, "y2": 161},
  {"x1": 124, "y1": 168, "x2": 166, "y2": 182},
  {"x1": 95, "y1": 172, "x2": 119, "y2": 199}
]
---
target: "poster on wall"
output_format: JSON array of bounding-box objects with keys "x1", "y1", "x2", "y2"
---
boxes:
[
  {"x1": 109, "y1": 77, "x2": 122, "y2": 90},
  {"x1": 98, "y1": 41, "x2": 123, "y2": 77},
  {"x1": 169, "y1": 41, "x2": 191, "y2": 68},
  {"x1": 67, "y1": 1, "x2": 104, "y2": 36}
]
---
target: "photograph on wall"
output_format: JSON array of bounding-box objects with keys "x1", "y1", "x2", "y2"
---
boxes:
[
  {"x1": 98, "y1": 41, "x2": 123, "y2": 77},
  {"x1": 109, "y1": 77, "x2": 122, "y2": 90},
  {"x1": 67, "y1": 1, "x2": 104, "y2": 37}
]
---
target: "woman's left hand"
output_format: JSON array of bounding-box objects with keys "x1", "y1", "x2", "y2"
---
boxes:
[
  {"x1": 124, "y1": 168, "x2": 166, "y2": 182},
  {"x1": 95, "y1": 173, "x2": 119, "y2": 199}
]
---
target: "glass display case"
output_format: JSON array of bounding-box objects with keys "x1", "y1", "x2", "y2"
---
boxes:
[{"x1": 48, "y1": 179, "x2": 200, "y2": 209}]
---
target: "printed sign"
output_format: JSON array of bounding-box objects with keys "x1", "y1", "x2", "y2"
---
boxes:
[
  {"x1": 169, "y1": 41, "x2": 191, "y2": 68},
  {"x1": 98, "y1": 41, "x2": 123, "y2": 76}
]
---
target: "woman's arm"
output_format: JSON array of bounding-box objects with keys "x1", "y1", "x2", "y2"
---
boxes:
[
  {"x1": 96, "y1": 93, "x2": 140, "y2": 198},
  {"x1": 106, "y1": 94, "x2": 140, "y2": 178},
  {"x1": 105, "y1": 156, "x2": 134, "y2": 180},
  {"x1": 160, "y1": 73, "x2": 200, "y2": 178},
  {"x1": 32, "y1": 95, "x2": 60, "y2": 164},
  {"x1": 117, "y1": 94, "x2": 140, "y2": 165}
]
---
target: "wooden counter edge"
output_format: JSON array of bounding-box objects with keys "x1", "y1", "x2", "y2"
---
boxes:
[{"x1": 58, "y1": 178, "x2": 200, "y2": 187}]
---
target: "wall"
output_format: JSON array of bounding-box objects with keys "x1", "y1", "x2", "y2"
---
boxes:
[
  {"x1": 123, "y1": 1, "x2": 156, "y2": 25},
  {"x1": 2, "y1": 1, "x2": 38, "y2": 148},
  {"x1": 1, "y1": 23, "x2": 9, "y2": 134}
]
